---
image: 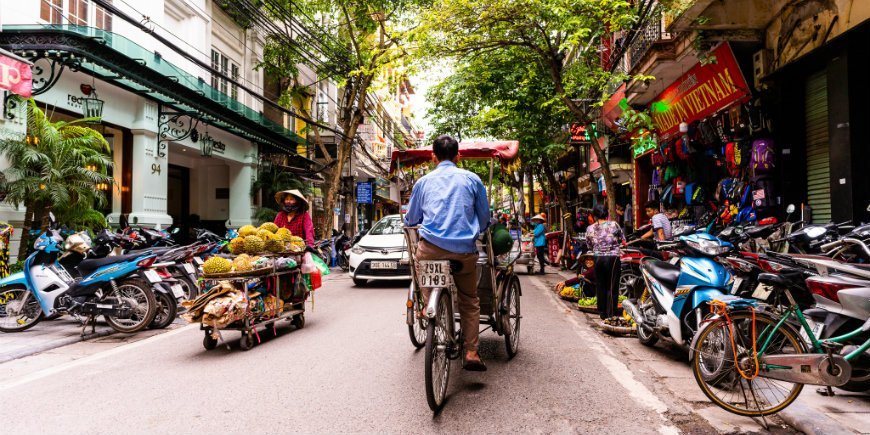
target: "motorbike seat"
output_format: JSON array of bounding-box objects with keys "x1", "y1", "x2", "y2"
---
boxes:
[
  {"x1": 127, "y1": 247, "x2": 173, "y2": 256},
  {"x1": 77, "y1": 253, "x2": 148, "y2": 276},
  {"x1": 642, "y1": 259, "x2": 680, "y2": 291},
  {"x1": 757, "y1": 273, "x2": 792, "y2": 288}
]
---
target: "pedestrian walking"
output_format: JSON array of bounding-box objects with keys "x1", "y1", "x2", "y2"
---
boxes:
[
  {"x1": 274, "y1": 189, "x2": 316, "y2": 247},
  {"x1": 531, "y1": 213, "x2": 550, "y2": 274},
  {"x1": 585, "y1": 204, "x2": 625, "y2": 320}
]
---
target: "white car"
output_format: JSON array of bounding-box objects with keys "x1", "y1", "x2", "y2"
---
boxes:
[{"x1": 348, "y1": 214, "x2": 410, "y2": 286}]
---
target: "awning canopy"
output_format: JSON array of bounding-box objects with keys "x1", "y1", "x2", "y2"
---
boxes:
[{"x1": 389, "y1": 140, "x2": 519, "y2": 173}]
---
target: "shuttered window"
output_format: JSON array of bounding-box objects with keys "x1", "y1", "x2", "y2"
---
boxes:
[{"x1": 804, "y1": 71, "x2": 831, "y2": 223}]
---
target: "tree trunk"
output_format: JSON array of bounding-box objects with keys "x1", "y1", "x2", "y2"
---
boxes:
[
  {"x1": 515, "y1": 169, "x2": 525, "y2": 224},
  {"x1": 541, "y1": 161, "x2": 569, "y2": 232},
  {"x1": 527, "y1": 165, "x2": 535, "y2": 221},
  {"x1": 587, "y1": 126, "x2": 618, "y2": 219},
  {"x1": 17, "y1": 206, "x2": 34, "y2": 260}
]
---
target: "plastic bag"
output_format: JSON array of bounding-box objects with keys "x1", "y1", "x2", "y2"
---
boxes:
[
  {"x1": 301, "y1": 252, "x2": 317, "y2": 274},
  {"x1": 310, "y1": 254, "x2": 331, "y2": 276}
]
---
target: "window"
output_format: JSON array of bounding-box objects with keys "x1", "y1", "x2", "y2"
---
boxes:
[
  {"x1": 68, "y1": 0, "x2": 88, "y2": 25},
  {"x1": 94, "y1": 2, "x2": 112, "y2": 30},
  {"x1": 210, "y1": 49, "x2": 239, "y2": 101},
  {"x1": 40, "y1": 0, "x2": 63, "y2": 24}
]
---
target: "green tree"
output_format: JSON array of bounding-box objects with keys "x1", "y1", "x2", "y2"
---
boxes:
[
  {"x1": 0, "y1": 99, "x2": 112, "y2": 258},
  {"x1": 257, "y1": 0, "x2": 421, "y2": 239},
  {"x1": 419, "y1": 0, "x2": 642, "y2": 218}
]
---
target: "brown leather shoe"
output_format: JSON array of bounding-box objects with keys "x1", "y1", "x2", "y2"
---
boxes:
[{"x1": 463, "y1": 352, "x2": 487, "y2": 372}]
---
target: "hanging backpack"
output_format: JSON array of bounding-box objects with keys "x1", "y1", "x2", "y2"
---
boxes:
[
  {"x1": 673, "y1": 177, "x2": 686, "y2": 197},
  {"x1": 662, "y1": 141, "x2": 675, "y2": 163},
  {"x1": 651, "y1": 166, "x2": 662, "y2": 186},
  {"x1": 725, "y1": 142, "x2": 740, "y2": 177},
  {"x1": 751, "y1": 175, "x2": 777, "y2": 210},
  {"x1": 661, "y1": 184, "x2": 674, "y2": 205},
  {"x1": 750, "y1": 138, "x2": 775, "y2": 175},
  {"x1": 664, "y1": 165, "x2": 678, "y2": 184},
  {"x1": 647, "y1": 185, "x2": 660, "y2": 202},
  {"x1": 675, "y1": 137, "x2": 692, "y2": 161},
  {"x1": 651, "y1": 147, "x2": 665, "y2": 166}
]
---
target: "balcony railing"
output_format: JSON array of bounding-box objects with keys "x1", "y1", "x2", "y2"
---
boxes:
[{"x1": 627, "y1": 17, "x2": 672, "y2": 72}]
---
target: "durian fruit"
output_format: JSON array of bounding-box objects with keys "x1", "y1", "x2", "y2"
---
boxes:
[
  {"x1": 232, "y1": 254, "x2": 254, "y2": 272},
  {"x1": 256, "y1": 229, "x2": 274, "y2": 240},
  {"x1": 244, "y1": 235, "x2": 265, "y2": 254},
  {"x1": 288, "y1": 235, "x2": 305, "y2": 252},
  {"x1": 202, "y1": 256, "x2": 232, "y2": 274},
  {"x1": 239, "y1": 224, "x2": 257, "y2": 237},
  {"x1": 259, "y1": 222, "x2": 279, "y2": 233},
  {"x1": 275, "y1": 227, "x2": 292, "y2": 241},
  {"x1": 228, "y1": 237, "x2": 245, "y2": 254},
  {"x1": 265, "y1": 233, "x2": 285, "y2": 253}
]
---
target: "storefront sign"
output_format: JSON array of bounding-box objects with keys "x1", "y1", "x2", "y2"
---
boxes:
[
  {"x1": 356, "y1": 182, "x2": 373, "y2": 204},
  {"x1": 569, "y1": 125, "x2": 589, "y2": 143},
  {"x1": 649, "y1": 43, "x2": 751, "y2": 139},
  {"x1": 0, "y1": 53, "x2": 32, "y2": 97}
]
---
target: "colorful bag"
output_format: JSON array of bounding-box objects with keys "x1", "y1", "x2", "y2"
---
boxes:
[
  {"x1": 675, "y1": 137, "x2": 692, "y2": 161},
  {"x1": 673, "y1": 177, "x2": 686, "y2": 196},
  {"x1": 651, "y1": 166, "x2": 662, "y2": 186},
  {"x1": 725, "y1": 142, "x2": 740, "y2": 177},
  {"x1": 651, "y1": 147, "x2": 665, "y2": 166},
  {"x1": 750, "y1": 138, "x2": 775, "y2": 174}
]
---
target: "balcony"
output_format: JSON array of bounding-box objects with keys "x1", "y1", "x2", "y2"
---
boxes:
[{"x1": 627, "y1": 18, "x2": 673, "y2": 73}]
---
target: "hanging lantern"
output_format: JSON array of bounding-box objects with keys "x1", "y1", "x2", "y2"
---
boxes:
[
  {"x1": 80, "y1": 89, "x2": 104, "y2": 123},
  {"x1": 200, "y1": 133, "x2": 213, "y2": 157}
]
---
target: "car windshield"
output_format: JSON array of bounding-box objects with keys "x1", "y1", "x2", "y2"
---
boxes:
[{"x1": 369, "y1": 217, "x2": 403, "y2": 235}]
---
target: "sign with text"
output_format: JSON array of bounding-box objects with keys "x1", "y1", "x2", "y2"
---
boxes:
[
  {"x1": 0, "y1": 54, "x2": 32, "y2": 97},
  {"x1": 650, "y1": 43, "x2": 751, "y2": 139},
  {"x1": 356, "y1": 181, "x2": 373, "y2": 204}
]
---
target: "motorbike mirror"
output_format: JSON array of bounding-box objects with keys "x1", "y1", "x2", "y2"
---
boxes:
[
  {"x1": 171, "y1": 227, "x2": 180, "y2": 235},
  {"x1": 866, "y1": 203, "x2": 870, "y2": 213},
  {"x1": 786, "y1": 204, "x2": 796, "y2": 214}
]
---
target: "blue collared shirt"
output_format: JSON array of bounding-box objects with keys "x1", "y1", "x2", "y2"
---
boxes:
[
  {"x1": 533, "y1": 223, "x2": 546, "y2": 247},
  {"x1": 403, "y1": 160, "x2": 490, "y2": 254}
]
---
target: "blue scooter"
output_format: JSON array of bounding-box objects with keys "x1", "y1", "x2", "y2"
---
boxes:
[
  {"x1": 623, "y1": 233, "x2": 750, "y2": 351},
  {"x1": 0, "y1": 214, "x2": 162, "y2": 334}
]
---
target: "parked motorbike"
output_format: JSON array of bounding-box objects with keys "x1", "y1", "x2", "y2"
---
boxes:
[
  {"x1": 0, "y1": 214, "x2": 160, "y2": 334},
  {"x1": 334, "y1": 231, "x2": 351, "y2": 271},
  {"x1": 623, "y1": 233, "x2": 740, "y2": 350}
]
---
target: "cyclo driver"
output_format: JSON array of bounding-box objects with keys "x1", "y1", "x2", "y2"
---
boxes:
[{"x1": 403, "y1": 135, "x2": 490, "y2": 371}]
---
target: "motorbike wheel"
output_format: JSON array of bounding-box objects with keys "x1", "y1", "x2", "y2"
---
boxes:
[
  {"x1": 174, "y1": 274, "x2": 199, "y2": 301},
  {"x1": 148, "y1": 290, "x2": 178, "y2": 329},
  {"x1": 0, "y1": 287, "x2": 43, "y2": 332},
  {"x1": 618, "y1": 264, "x2": 640, "y2": 298},
  {"x1": 103, "y1": 278, "x2": 157, "y2": 333},
  {"x1": 839, "y1": 367, "x2": 870, "y2": 392},
  {"x1": 338, "y1": 255, "x2": 349, "y2": 272}
]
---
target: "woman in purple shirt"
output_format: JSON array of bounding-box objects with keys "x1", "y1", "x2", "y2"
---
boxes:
[{"x1": 585, "y1": 204, "x2": 626, "y2": 320}]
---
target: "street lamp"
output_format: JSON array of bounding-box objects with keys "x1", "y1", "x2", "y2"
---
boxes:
[
  {"x1": 79, "y1": 84, "x2": 104, "y2": 123},
  {"x1": 200, "y1": 132, "x2": 214, "y2": 157}
]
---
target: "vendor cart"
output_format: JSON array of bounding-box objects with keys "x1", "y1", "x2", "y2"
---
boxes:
[{"x1": 198, "y1": 261, "x2": 308, "y2": 351}]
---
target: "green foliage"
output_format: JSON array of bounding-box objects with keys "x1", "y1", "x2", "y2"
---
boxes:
[
  {"x1": 9, "y1": 260, "x2": 24, "y2": 274},
  {"x1": 252, "y1": 162, "x2": 309, "y2": 207},
  {"x1": 254, "y1": 207, "x2": 279, "y2": 225}
]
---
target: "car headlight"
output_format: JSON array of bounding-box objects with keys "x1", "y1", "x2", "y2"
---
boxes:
[
  {"x1": 686, "y1": 239, "x2": 730, "y2": 256},
  {"x1": 351, "y1": 245, "x2": 365, "y2": 255}
]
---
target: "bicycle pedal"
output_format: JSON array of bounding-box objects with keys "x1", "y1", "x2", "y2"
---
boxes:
[
  {"x1": 821, "y1": 341, "x2": 844, "y2": 352},
  {"x1": 815, "y1": 386, "x2": 836, "y2": 397}
]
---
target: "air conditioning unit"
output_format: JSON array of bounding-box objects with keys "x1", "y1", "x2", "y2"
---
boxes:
[{"x1": 753, "y1": 49, "x2": 772, "y2": 90}]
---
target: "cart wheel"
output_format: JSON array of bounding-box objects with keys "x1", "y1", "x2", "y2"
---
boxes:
[
  {"x1": 292, "y1": 313, "x2": 305, "y2": 329},
  {"x1": 203, "y1": 333, "x2": 218, "y2": 350},
  {"x1": 239, "y1": 333, "x2": 254, "y2": 351},
  {"x1": 503, "y1": 278, "x2": 521, "y2": 359}
]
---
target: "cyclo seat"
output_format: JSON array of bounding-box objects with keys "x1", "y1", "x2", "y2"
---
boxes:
[
  {"x1": 78, "y1": 253, "x2": 148, "y2": 276},
  {"x1": 641, "y1": 259, "x2": 680, "y2": 292}
]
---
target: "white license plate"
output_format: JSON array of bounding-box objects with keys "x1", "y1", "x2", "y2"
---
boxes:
[
  {"x1": 193, "y1": 257, "x2": 204, "y2": 266},
  {"x1": 731, "y1": 277, "x2": 743, "y2": 295},
  {"x1": 800, "y1": 320, "x2": 825, "y2": 343},
  {"x1": 751, "y1": 283, "x2": 773, "y2": 300},
  {"x1": 170, "y1": 284, "x2": 184, "y2": 298},
  {"x1": 182, "y1": 263, "x2": 195, "y2": 274},
  {"x1": 418, "y1": 260, "x2": 451, "y2": 288},
  {"x1": 371, "y1": 261, "x2": 397, "y2": 270},
  {"x1": 143, "y1": 270, "x2": 162, "y2": 283}
]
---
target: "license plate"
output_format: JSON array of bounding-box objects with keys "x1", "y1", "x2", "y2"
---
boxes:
[
  {"x1": 170, "y1": 284, "x2": 184, "y2": 298},
  {"x1": 800, "y1": 320, "x2": 825, "y2": 343},
  {"x1": 417, "y1": 260, "x2": 451, "y2": 288},
  {"x1": 751, "y1": 283, "x2": 773, "y2": 300},
  {"x1": 193, "y1": 257, "x2": 204, "y2": 266},
  {"x1": 182, "y1": 263, "x2": 195, "y2": 274},
  {"x1": 731, "y1": 277, "x2": 743, "y2": 295},
  {"x1": 371, "y1": 261, "x2": 397, "y2": 270},
  {"x1": 143, "y1": 270, "x2": 162, "y2": 283}
]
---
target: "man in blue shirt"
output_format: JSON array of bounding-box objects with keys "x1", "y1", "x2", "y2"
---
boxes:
[
  {"x1": 531, "y1": 213, "x2": 550, "y2": 274},
  {"x1": 404, "y1": 135, "x2": 490, "y2": 371}
]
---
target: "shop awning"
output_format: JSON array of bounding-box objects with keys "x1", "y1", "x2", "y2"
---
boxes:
[
  {"x1": 389, "y1": 140, "x2": 519, "y2": 173},
  {"x1": 0, "y1": 25, "x2": 306, "y2": 153}
]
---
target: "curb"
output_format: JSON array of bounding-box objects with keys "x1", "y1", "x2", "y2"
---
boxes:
[
  {"x1": 778, "y1": 401, "x2": 855, "y2": 435},
  {"x1": 0, "y1": 328, "x2": 115, "y2": 364}
]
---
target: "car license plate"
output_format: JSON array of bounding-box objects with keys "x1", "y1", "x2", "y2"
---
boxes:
[
  {"x1": 730, "y1": 277, "x2": 743, "y2": 295},
  {"x1": 418, "y1": 260, "x2": 451, "y2": 288},
  {"x1": 182, "y1": 263, "x2": 195, "y2": 274},
  {"x1": 371, "y1": 261, "x2": 397, "y2": 270},
  {"x1": 143, "y1": 270, "x2": 162, "y2": 283},
  {"x1": 800, "y1": 320, "x2": 825, "y2": 343},
  {"x1": 170, "y1": 284, "x2": 184, "y2": 299},
  {"x1": 193, "y1": 257, "x2": 204, "y2": 266}
]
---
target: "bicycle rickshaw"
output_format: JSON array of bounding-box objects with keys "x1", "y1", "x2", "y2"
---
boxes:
[{"x1": 390, "y1": 141, "x2": 523, "y2": 412}]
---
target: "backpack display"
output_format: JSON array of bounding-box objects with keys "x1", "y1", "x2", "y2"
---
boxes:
[
  {"x1": 651, "y1": 167, "x2": 662, "y2": 186},
  {"x1": 750, "y1": 138, "x2": 775, "y2": 174},
  {"x1": 751, "y1": 175, "x2": 777, "y2": 209},
  {"x1": 675, "y1": 137, "x2": 692, "y2": 161},
  {"x1": 651, "y1": 147, "x2": 665, "y2": 166},
  {"x1": 664, "y1": 165, "x2": 678, "y2": 184},
  {"x1": 673, "y1": 177, "x2": 686, "y2": 196},
  {"x1": 724, "y1": 142, "x2": 741, "y2": 177}
]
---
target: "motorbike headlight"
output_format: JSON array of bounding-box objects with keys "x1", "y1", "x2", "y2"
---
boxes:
[
  {"x1": 351, "y1": 245, "x2": 365, "y2": 255},
  {"x1": 686, "y1": 239, "x2": 730, "y2": 256},
  {"x1": 805, "y1": 226, "x2": 827, "y2": 238}
]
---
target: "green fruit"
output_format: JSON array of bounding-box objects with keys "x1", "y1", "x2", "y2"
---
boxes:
[
  {"x1": 259, "y1": 222, "x2": 279, "y2": 233},
  {"x1": 244, "y1": 235, "x2": 265, "y2": 254},
  {"x1": 202, "y1": 256, "x2": 232, "y2": 274},
  {"x1": 265, "y1": 237, "x2": 285, "y2": 253},
  {"x1": 239, "y1": 225, "x2": 257, "y2": 237},
  {"x1": 256, "y1": 229, "x2": 274, "y2": 240},
  {"x1": 275, "y1": 228, "x2": 292, "y2": 241},
  {"x1": 228, "y1": 237, "x2": 245, "y2": 254}
]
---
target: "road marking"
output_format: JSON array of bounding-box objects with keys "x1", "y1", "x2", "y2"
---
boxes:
[
  {"x1": 0, "y1": 324, "x2": 198, "y2": 392},
  {"x1": 530, "y1": 275, "x2": 680, "y2": 434}
]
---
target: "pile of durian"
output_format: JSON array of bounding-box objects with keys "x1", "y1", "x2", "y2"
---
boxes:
[
  {"x1": 227, "y1": 222, "x2": 305, "y2": 255},
  {"x1": 201, "y1": 254, "x2": 272, "y2": 276}
]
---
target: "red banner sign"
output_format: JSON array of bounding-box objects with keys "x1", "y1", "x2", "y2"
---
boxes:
[
  {"x1": 0, "y1": 54, "x2": 33, "y2": 97},
  {"x1": 650, "y1": 43, "x2": 750, "y2": 139}
]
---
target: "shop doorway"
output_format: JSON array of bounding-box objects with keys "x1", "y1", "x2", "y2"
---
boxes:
[
  {"x1": 804, "y1": 71, "x2": 831, "y2": 223},
  {"x1": 167, "y1": 164, "x2": 190, "y2": 241}
]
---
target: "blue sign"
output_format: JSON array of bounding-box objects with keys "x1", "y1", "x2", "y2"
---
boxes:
[
  {"x1": 510, "y1": 229, "x2": 522, "y2": 241},
  {"x1": 356, "y1": 182, "x2": 373, "y2": 204}
]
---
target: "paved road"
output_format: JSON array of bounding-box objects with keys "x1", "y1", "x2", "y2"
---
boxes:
[{"x1": 0, "y1": 271, "x2": 794, "y2": 433}]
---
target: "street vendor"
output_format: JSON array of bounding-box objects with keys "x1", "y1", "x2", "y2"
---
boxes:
[
  {"x1": 553, "y1": 256, "x2": 596, "y2": 298},
  {"x1": 274, "y1": 189, "x2": 316, "y2": 247}
]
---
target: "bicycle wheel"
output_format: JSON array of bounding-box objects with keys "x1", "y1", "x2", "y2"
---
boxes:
[
  {"x1": 424, "y1": 290, "x2": 452, "y2": 412},
  {"x1": 692, "y1": 311, "x2": 806, "y2": 417},
  {"x1": 407, "y1": 297, "x2": 427, "y2": 349},
  {"x1": 503, "y1": 278, "x2": 521, "y2": 358}
]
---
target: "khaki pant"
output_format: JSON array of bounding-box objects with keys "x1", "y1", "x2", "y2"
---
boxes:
[{"x1": 416, "y1": 239, "x2": 480, "y2": 352}]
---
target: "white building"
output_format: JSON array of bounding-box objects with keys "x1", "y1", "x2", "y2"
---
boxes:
[{"x1": 0, "y1": 0, "x2": 312, "y2": 256}]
